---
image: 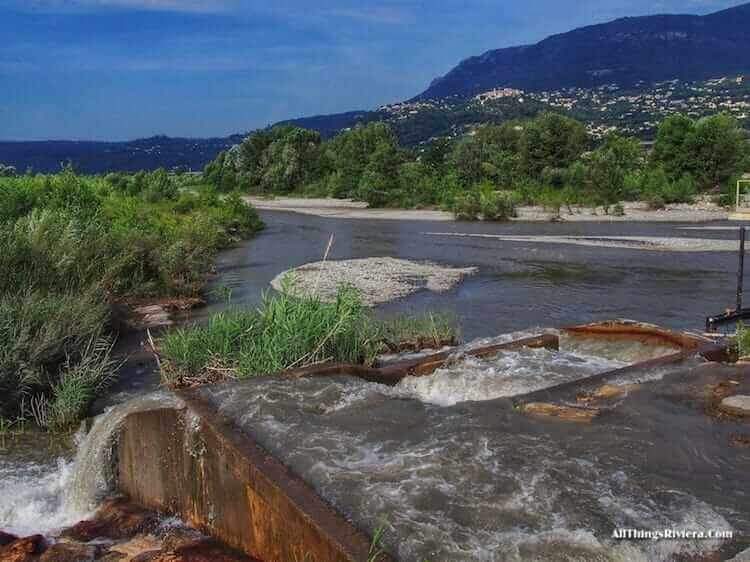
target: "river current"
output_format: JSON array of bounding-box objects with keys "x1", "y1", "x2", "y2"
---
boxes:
[{"x1": 2, "y1": 212, "x2": 749, "y2": 559}]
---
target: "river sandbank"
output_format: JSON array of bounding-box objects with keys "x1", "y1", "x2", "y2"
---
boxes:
[
  {"x1": 271, "y1": 257, "x2": 477, "y2": 305},
  {"x1": 245, "y1": 196, "x2": 730, "y2": 223}
]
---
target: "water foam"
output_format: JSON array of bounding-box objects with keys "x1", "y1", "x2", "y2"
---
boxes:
[
  {"x1": 0, "y1": 457, "x2": 77, "y2": 537},
  {"x1": 199, "y1": 343, "x2": 740, "y2": 562},
  {"x1": 0, "y1": 391, "x2": 182, "y2": 537},
  {"x1": 394, "y1": 347, "x2": 626, "y2": 406}
]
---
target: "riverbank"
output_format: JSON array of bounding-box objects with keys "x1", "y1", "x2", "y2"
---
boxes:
[
  {"x1": 0, "y1": 171, "x2": 263, "y2": 431},
  {"x1": 245, "y1": 196, "x2": 730, "y2": 223}
]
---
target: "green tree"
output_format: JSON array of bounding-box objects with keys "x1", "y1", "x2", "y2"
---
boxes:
[
  {"x1": 356, "y1": 139, "x2": 402, "y2": 207},
  {"x1": 650, "y1": 115, "x2": 695, "y2": 181},
  {"x1": 687, "y1": 114, "x2": 744, "y2": 189},
  {"x1": 519, "y1": 113, "x2": 589, "y2": 179}
]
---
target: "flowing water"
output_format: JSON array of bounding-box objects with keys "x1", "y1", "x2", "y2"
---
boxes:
[
  {"x1": 2, "y1": 212, "x2": 749, "y2": 557},
  {"x1": 197, "y1": 343, "x2": 747, "y2": 562},
  {"x1": 0, "y1": 392, "x2": 182, "y2": 537},
  {"x1": 187, "y1": 212, "x2": 749, "y2": 338}
]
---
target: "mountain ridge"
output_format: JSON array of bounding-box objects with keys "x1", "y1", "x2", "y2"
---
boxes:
[{"x1": 417, "y1": 2, "x2": 750, "y2": 99}]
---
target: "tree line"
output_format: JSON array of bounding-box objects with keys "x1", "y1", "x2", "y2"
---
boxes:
[{"x1": 206, "y1": 111, "x2": 747, "y2": 219}]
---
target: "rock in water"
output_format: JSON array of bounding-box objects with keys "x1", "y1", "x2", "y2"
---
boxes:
[
  {"x1": 64, "y1": 498, "x2": 158, "y2": 542},
  {"x1": 0, "y1": 535, "x2": 46, "y2": 562},
  {"x1": 719, "y1": 395, "x2": 750, "y2": 417},
  {"x1": 38, "y1": 543, "x2": 98, "y2": 562}
]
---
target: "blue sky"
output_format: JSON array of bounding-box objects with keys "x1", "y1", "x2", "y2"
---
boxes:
[{"x1": 0, "y1": 0, "x2": 745, "y2": 141}]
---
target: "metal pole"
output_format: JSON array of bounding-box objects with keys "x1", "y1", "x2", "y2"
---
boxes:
[{"x1": 738, "y1": 226, "x2": 746, "y2": 312}]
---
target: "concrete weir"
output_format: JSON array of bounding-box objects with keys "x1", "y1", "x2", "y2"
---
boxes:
[
  {"x1": 117, "y1": 401, "x2": 388, "y2": 562},
  {"x1": 112, "y1": 320, "x2": 732, "y2": 562}
]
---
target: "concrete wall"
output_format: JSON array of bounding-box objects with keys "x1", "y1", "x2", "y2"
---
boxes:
[{"x1": 116, "y1": 401, "x2": 392, "y2": 562}]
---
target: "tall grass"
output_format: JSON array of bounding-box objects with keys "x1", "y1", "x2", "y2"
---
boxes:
[
  {"x1": 0, "y1": 291, "x2": 111, "y2": 428},
  {"x1": 0, "y1": 171, "x2": 264, "y2": 428},
  {"x1": 160, "y1": 287, "x2": 377, "y2": 384},
  {"x1": 159, "y1": 287, "x2": 459, "y2": 386},
  {"x1": 736, "y1": 323, "x2": 750, "y2": 358}
]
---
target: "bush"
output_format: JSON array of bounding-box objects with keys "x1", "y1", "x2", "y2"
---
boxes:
[
  {"x1": 143, "y1": 168, "x2": 178, "y2": 202},
  {"x1": 538, "y1": 188, "x2": 564, "y2": 218},
  {"x1": 641, "y1": 168, "x2": 695, "y2": 208},
  {"x1": 480, "y1": 190, "x2": 517, "y2": 221},
  {"x1": 452, "y1": 191, "x2": 481, "y2": 220},
  {"x1": 661, "y1": 174, "x2": 696, "y2": 205},
  {"x1": 0, "y1": 171, "x2": 265, "y2": 428},
  {"x1": 646, "y1": 194, "x2": 666, "y2": 210}
]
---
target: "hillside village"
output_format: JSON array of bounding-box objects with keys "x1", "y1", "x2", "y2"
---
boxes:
[{"x1": 373, "y1": 75, "x2": 750, "y2": 143}]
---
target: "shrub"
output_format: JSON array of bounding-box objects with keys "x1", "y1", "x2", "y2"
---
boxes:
[
  {"x1": 143, "y1": 168, "x2": 178, "y2": 202},
  {"x1": 538, "y1": 188, "x2": 564, "y2": 218},
  {"x1": 480, "y1": 191, "x2": 517, "y2": 221},
  {"x1": 641, "y1": 168, "x2": 695, "y2": 208},
  {"x1": 646, "y1": 194, "x2": 666, "y2": 210},
  {"x1": 0, "y1": 171, "x2": 264, "y2": 428},
  {"x1": 661, "y1": 174, "x2": 695, "y2": 205},
  {"x1": 452, "y1": 191, "x2": 481, "y2": 220}
]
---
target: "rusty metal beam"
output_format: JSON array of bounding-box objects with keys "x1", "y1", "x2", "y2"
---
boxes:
[
  {"x1": 512, "y1": 340, "x2": 728, "y2": 408},
  {"x1": 278, "y1": 334, "x2": 559, "y2": 386},
  {"x1": 561, "y1": 320, "x2": 709, "y2": 350}
]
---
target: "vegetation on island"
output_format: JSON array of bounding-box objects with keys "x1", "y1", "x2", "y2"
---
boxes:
[
  {"x1": 0, "y1": 168, "x2": 263, "y2": 430},
  {"x1": 159, "y1": 286, "x2": 457, "y2": 386},
  {"x1": 206, "y1": 112, "x2": 747, "y2": 220}
]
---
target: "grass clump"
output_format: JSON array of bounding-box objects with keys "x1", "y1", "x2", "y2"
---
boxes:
[
  {"x1": 736, "y1": 323, "x2": 750, "y2": 358},
  {"x1": 372, "y1": 312, "x2": 459, "y2": 352},
  {"x1": 159, "y1": 287, "x2": 459, "y2": 386}
]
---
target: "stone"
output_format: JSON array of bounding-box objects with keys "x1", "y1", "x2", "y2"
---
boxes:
[
  {"x1": 0, "y1": 533, "x2": 17, "y2": 548},
  {"x1": 577, "y1": 383, "x2": 640, "y2": 403},
  {"x1": 719, "y1": 395, "x2": 750, "y2": 417},
  {"x1": 0, "y1": 535, "x2": 46, "y2": 562},
  {"x1": 520, "y1": 402, "x2": 599, "y2": 422},
  {"x1": 730, "y1": 434, "x2": 750, "y2": 448},
  {"x1": 106, "y1": 536, "x2": 163, "y2": 561},
  {"x1": 65, "y1": 498, "x2": 158, "y2": 542},
  {"x1": 38, "y1": 542, "x2": 98, "y2": 562},
  {"x1": 131, "y1": 539, "x2": 256, "y2": 562},
  {"x1": 728, "y1": 547, "x2": 750, "y2": 561}
]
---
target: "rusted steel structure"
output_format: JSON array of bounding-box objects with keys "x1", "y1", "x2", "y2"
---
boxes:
[{"x1": 114, "y1": 320, "x2": 729, "y2": 562}]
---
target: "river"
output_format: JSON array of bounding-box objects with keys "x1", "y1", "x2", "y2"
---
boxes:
[
  {"x1": 1, "y1": 210, "x2": 748, "y2": 556},
  {"x1": 190, "y1": 211, "x2": 745, "y2": 337}
]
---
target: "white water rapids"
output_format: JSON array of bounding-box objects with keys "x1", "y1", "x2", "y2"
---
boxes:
[
  {"x1": 0, "y1": 392, "x2": 182, "y2": 537},
  {"x1": 0, "y1": 335, "x2": 740, "y2": 562}
]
